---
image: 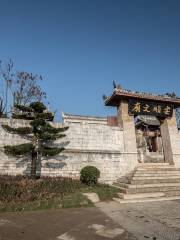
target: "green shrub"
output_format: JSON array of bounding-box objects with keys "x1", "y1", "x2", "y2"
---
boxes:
[{"x1": 80, "y1": 166, "x2": 100, "y2": 186}]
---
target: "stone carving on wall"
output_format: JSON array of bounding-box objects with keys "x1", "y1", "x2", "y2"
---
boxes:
[{"x1": 136, "y1": 129, "x2": 147, "y2": 163}]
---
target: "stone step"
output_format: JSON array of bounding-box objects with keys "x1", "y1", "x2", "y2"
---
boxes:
[
  {"x1": 136, "y1": 164, "x2": 173, "y2": 167},
  {"x1": 136, "y1": 172, "x2": 180, "y2": 179},
  {"x1": 134, "y1": 173, "x2": 180, "y2": 177},
  {"x1": 0, "y1": 161, "x2": 17, "y2": 164},
  {"x1": 136, "y1": 165, "x2": 178, "y2": 169},
  {"x1": 137, "y1": 163, "x2": 170, "y2": 166},
  {"x1": 117, "y1": 177, "x2": 180, "y2": 184},
  {"x1": 113, "y1": 196, "x2": 180, "y2": 204},
  {"x1": 112, "y1": 184, "x2": 180, "y2": 194},
  {"x1": 0, "y1": 164, "x2": 17, "y2": 167},
  {"x1": 166, "y1": 190, "x2": 180, "y2": 196},
  {"x1": 135, "y1": 168, "x2": 180, "y2": 173},
  {"x1": 137, "y1": 163, "x2": 174, "y2": 166},
  {"x1": 136, "y1": 168, "x2": 180, "y2": 171},
  {"x1": 117, "y1": 192, "x2": 165, "y2": 200},
  {"x1": 116, "y1": 182, "x2": 180, "y2": 189},
  {"x1": 128, "y1": 186, "x2": 180, "y2": 194},
  {"x1": 114, "y1": 163, "x2": 180, "y2": 201},
  {"x1": 131, "y1": 178, "x2": 180, "y2": 184},
  {"x1": 133, "y1": 175, "x2": 180, "y2": 180}
]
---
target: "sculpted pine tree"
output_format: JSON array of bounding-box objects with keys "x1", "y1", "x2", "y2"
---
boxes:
[{"x1": 2, "y1": 102, "x2": 68, "y2": 178}]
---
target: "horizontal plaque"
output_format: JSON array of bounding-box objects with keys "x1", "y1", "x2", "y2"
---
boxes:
[{"x1": 128, "y1": 99, "x2": 173, "y2": 118}]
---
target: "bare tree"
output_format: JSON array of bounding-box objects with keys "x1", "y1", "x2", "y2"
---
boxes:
[
  {"x1": 13, "y1": 71, "x2": 46, "y2": 106},
  {"x1": 0, "y1": 97, "x2": 6, "y2": 117},
  {"x1": 0, "y1": 60, "x2": 47, "y2": 116}
]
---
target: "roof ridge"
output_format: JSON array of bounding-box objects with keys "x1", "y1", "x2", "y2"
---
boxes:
[
  {"x1": 115, "y1": 88, "x2": 180, "y2": 101},
  {"x1": 62, "y1": 112, "x2": 107, "y2": 119}
]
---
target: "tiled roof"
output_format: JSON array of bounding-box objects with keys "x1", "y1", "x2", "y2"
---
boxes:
[{"x1": 105, "y1": 88, "x2": 180, "y2": 107}]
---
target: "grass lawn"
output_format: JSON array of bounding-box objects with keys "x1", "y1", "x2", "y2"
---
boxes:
[{"x1": 0, "y1": 176, "x2": 120, "y2": 212}]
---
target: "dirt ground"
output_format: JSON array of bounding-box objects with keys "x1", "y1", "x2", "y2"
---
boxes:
[{"x1": 0, "y1": 206, "x2": 133, "y2": 240}]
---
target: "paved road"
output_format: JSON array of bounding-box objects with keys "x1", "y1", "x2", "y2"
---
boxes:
[
  {"x1": 97, "y1": 200, "x2": 180, "y2": 240},
  {"x1": 0, "y1": 207, "x2": 132, "y2": 240},
  {"x1": 1, "y1": 200, "x2": 179, "y2": 240}
]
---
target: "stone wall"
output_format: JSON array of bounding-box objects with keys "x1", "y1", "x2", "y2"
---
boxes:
[
  {"x1": 56, "y1": 114, "x2": 125, "y2": 183},
  {"x1": 42, "y1": 113, "x2": 132, "y2": 183},
  {"x1": 0, "y1": 118, "x2": 31, "y2": 176},
  {"x1": 1, "y1": 111, "x2": 179, "y2": 182},
  {"x1": 166, "y1": 111, "x2": 180, "y2": 167},
  {"x1": 175, "y1": 130, "x2": 180, "y2": 166},
  {"x1": 0, "y1": 114, "x2": 136, "y2": 183}
]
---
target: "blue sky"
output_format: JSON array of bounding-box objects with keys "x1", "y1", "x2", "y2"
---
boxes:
[{"x1": 0, "y1": 0, "x2": 180, "y2": 120}]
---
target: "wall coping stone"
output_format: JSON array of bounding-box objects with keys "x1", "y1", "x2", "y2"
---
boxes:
[{"x1": 64, "y1": 149, "x2": 138, "y2": 154}]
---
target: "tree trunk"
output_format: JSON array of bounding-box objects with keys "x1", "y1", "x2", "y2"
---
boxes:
[{"x1": 31, "y1": 147, "x2": 37, "y2": 179}]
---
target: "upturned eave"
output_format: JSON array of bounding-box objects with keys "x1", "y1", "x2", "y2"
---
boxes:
[{"x1": 105, "y1": 89, "x2": 180, "y2": 107}]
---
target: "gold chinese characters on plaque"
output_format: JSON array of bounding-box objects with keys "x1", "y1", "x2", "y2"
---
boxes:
[{"x1": 128, "y1": 99, "x2": 173, "y2": 118}]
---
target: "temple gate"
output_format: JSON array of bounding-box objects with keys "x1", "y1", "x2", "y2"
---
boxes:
[{"x1": 105, "y1": 87, "x2": 180, "y2": 165}]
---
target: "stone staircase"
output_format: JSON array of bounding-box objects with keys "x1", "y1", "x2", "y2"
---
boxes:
[{"x1": 113, "y1": 163, "x2": 180, "y2": 203}]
